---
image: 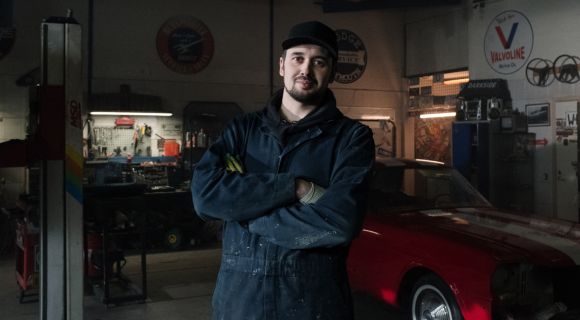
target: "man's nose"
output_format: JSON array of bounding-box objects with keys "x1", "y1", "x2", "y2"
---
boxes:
[{"x1": 299, "y1": 60, "x2": 313, "y2": 75}]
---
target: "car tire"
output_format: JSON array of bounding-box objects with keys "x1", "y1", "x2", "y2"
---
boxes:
[
  {"x1": 410, "y1": 274, "x2": 463, "y2": 320},
  {"x1": 164, "y1": 227, "x2": 183, "y2": 250}
]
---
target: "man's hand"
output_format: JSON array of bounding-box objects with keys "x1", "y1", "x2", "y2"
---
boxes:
[
  {"x1": 295, "y1": 178, "x2": 326, "y2": 204},
  {"x1": 295, "y1": 178, "x2": 312, "y2": 199}
]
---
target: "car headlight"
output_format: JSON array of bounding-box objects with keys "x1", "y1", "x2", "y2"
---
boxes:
[
  {"x1": 491, "y1": 263, "x2": 554, "y2": 306},
  {"x1": 491, "y1": 264, "x2": 520, "y2": 303}
]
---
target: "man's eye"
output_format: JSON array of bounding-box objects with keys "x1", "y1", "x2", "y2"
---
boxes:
[
  {"x1": 292, "y1": 57, "x2": 304, "y2": 63},
  {"x1": 314, "y1": 60, "x2": 327, "y2": 67}
]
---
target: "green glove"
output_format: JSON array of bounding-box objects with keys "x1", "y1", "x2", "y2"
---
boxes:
[
  {"x1": 299, "y1": 182, "x2": 326, "y2": 204},
  {"x1": 225, "y1": 153, "x2": 244, "y2": 174}
]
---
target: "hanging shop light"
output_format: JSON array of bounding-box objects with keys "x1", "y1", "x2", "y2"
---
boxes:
[
  {"x1": 89, "y1": 111, "x2": 172, "y2": 116},
  {"x1": 89, "y1": 84, "x2": 172, "y2": 117},
  {"x1": 443, "y1": 70, "x2": 469, "y2": 85},
  {"x1": 419, "y1": 112, "x2": 457, "y2": 119}
]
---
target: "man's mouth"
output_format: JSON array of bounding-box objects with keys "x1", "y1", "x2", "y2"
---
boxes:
[{"x1": 295, "y1": 77, "x2": 315, "y2": 89}]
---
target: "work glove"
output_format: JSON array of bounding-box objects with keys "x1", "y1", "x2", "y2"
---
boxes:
[
  {"x1": 224, "y1": 153, "x2": 244, "y2": 174},
  {"x1": 299, "y1": 182, "x2": 326, "y2": 204}
]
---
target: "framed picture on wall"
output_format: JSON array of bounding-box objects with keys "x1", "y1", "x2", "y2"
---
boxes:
[
  {"x1": 359, "y1": 119, "x2": 395, "y2": 158},
  {"x1": 526, "y1": 103, "x2": 550, "y2": 126}
]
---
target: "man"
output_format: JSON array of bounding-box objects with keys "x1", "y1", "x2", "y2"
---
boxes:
[{"x1": 191, "y1": 20, "x2": 375, "y2": 320}]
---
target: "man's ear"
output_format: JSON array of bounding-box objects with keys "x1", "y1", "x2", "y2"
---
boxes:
[{"x1": 279, "y1": 56, "x2": 285, "y2": 77}]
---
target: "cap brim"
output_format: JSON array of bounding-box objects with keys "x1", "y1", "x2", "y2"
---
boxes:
[{"x1": 282, "y1": 37, "x2": 337, "y2": 59}]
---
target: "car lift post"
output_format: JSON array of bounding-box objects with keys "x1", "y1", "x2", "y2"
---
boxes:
[{"x1": 39, "y1": 11, "x2": 84, "y2": 320}]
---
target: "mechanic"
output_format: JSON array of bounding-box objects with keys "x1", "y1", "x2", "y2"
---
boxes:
[{"x1": 191, "y1": 20, "x2": 375, "y2": 320}]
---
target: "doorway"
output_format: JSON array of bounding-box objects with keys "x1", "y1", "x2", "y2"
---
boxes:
[{"x1": 554, "y1": 101, "x2": 578, "y2": 222}]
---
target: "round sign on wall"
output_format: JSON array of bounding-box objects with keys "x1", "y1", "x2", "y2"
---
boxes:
[
  {"x1": 156, "y1": 16, "x2": 214, "y2": 74},
  {"x1": 484, "y1": 10, "x2": 533, "y2": 74},
  {"x1": 335, "y1": 29, "x2": 367, "y2": 84}
]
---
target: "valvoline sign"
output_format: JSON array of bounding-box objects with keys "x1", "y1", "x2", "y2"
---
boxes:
[{"x1": 484, "y1": 10, "x2": 533, "y2": 74}]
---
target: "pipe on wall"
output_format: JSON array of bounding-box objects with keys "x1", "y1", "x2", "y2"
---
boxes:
[
  {"x1": 269, "y1": 0, "x2": 274, "y2": 96},
  {"x1": 88, "y1": 0, "x2": 94, "y2": 97}
]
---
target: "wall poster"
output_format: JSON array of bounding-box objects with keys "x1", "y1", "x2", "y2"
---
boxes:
[
  {"x1": 415, "y1": 117, "x2": 453, "y2": 164},
  {"x1": 359, "y1": 119, "x2": 394, "y2": 158},
  {"x1": 525, "y1": 103, "x2": 550, "y2": 126}
]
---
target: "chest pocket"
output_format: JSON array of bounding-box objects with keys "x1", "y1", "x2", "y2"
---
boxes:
[
  {"x1": 283, "y1": 133, "x2": 336, "y2": 187},
  {"x1": 244, "y1": 130, "x2": 281, "y2": 173}
]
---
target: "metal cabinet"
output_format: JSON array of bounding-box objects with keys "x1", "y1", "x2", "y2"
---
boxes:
[
  {"x1": 453, "y1": 120, "x2": 535, "y2": 214},
  {"x1": 181, "y1": 101, "x2": 243, "y2": 177}
]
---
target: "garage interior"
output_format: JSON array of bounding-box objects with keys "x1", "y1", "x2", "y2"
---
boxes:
[{"x1": 1, "y1": 0, "x2": 579, "y2": 319}]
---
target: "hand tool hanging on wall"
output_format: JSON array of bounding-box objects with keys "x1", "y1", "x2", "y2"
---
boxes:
[
  {"x1": 155, "y1": 133, "x2": 165, "y2": 150},
  {"x1": 133, "y1": 129, "x2": 139, "y2": 154},
  {"x1": 83, "y1": 115, "x2": 94, "y2": 151},
  {"x1": 144, "y1": 124, "x2": 152, "y2": 137}
]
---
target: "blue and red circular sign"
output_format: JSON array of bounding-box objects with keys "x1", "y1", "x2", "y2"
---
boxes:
[
  {"x1": 156, "y1": 16, "x2": 214, "y2": 74},
  {"x1": 484, "y1": 10, "x2": 533, "y2": 74}
]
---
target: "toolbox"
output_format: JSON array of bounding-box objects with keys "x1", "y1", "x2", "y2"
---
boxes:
[
  {"x1": 15, "y1": 220, "x2": 39, "y2": 303},
  {"x1": 115, "y1": 117, "x2": 135, "y2": 127}
]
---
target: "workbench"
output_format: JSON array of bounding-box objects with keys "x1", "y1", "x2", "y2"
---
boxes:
[
  {"x1": 84, "y1": 187, "x2": 199, "y2": 306},
  {"x1": 84, "y1": 193, "x2": 148, "y2": 306}
]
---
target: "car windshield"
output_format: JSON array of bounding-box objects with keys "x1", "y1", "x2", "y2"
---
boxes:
[{"x1": 369, "y1": 165, "x2": 492, "y2": 214}]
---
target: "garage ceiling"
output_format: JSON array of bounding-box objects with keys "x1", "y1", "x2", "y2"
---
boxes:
[{"x1": 317, "y1": 0, "x2": 462, "y2": 12}]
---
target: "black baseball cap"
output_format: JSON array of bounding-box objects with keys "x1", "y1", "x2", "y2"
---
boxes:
[{"x1": 282, "y1": 21, "x2": 338, "y2": 59}]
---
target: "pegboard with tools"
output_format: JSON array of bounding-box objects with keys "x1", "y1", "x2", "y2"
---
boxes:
[{"x1": 92, "y1": 125, "x2": 152, "y2": 158}]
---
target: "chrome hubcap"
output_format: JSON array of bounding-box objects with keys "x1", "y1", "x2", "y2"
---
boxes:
[{"x1": 413, "y1": 286, "x2": 453, "y2": 320}]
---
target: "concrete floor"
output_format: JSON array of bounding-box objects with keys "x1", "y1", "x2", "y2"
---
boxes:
[{"x1": 1, "y1": 246, "x2": 403, "y2": 320}]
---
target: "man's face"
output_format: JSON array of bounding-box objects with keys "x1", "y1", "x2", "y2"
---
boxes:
[{"x1": 279, "y1": 44, "x2": 334, "y2": 105}]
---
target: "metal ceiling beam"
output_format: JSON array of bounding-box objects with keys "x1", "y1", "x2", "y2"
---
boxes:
[{"x1": 317, "y1": 0, "x2": 462, "y2": 12}]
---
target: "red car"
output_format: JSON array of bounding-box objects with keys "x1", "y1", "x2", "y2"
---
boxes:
[{"x1": 347, "y1": 158, "x2": 580, "y2": 320}]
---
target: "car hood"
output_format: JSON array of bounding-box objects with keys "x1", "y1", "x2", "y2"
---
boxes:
[{"x1": 371, "y1": 207, "x2": 580, "y2": 266}]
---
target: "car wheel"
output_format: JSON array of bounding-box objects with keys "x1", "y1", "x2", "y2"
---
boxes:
[
  {"x1": 164, "y1": 227, "x2": 183, "y2": 250},
  {"x1": 411, "y1": 274, "x2": 463, "y2": 320}
]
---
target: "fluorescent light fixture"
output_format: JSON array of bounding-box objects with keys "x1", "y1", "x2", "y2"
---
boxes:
[
  {"x1": 89, "y1": 85, "x2": 172, "y2": 117},
  {"x1": 359, "y1": 115, "x2": 391, "y2": 120},
  {"x1": 419, "y1": 112, "x2": 456, "y2": 119},
  {"x1": 443, "y1": 78, "x2": 469, "y2": 85},
  {"x1": 416, "y1": 159, "x2": 445, "y2": 165},
  {"x1": 90, "y1": 111, "x2": 173, "y2": 117},
  {"x1": 443, "y1": 70, "x2": 469, "y2": 85}
]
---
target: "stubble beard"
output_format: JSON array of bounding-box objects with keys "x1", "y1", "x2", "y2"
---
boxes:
[{"x1": 285, "y1": 79, "x2": 326, "y2": 105}]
